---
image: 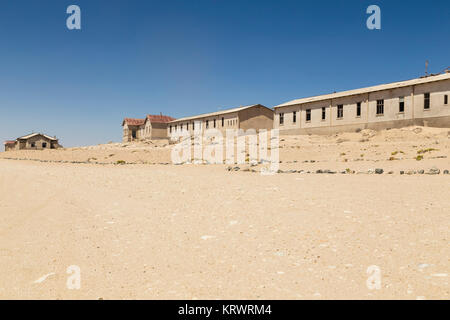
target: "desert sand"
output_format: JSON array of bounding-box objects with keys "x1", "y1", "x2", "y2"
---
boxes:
[{"x1": 0, "y1": 126, "x2": 449, "y2": 299}]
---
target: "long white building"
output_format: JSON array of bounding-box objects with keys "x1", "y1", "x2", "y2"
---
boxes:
[{"x1": 274, "y1": 72, "x2": 450, "y2": 134}]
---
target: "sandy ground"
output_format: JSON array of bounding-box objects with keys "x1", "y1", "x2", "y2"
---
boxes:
[
  {"x1": 1, "y1": 126, "x2": 449, "y2": 174},
  {"x1": 0, "y1": 126, "x2": 449, "y2": 299}
]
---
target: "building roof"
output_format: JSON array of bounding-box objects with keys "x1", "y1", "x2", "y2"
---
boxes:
[
  {"x1": 4, "y1": 140, "x2": 16, "y2": 145},
  {"x1": 275, "y1": 73, "x2": 450, "y2": 108},
  {"x1": 169, "y1": 104, "x2": 269, "y2": 123},
  {"x1": 122, "y1": 118, "x2": 145, "y2": 126},
  {"x1": 145, "y1": 114, "x2": 176, "y2": 123},
  {"x1": 17, "y1": 133, "x2": 58, "y2": 141}
]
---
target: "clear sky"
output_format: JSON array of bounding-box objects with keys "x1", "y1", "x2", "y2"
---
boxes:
[{"x1": 0, "y1": 0, "x2": 449, "y2": 147}]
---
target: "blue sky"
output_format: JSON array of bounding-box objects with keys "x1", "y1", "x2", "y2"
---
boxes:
[{"x1": 0, "y1": 0, "x2": 449, "y2": 147}]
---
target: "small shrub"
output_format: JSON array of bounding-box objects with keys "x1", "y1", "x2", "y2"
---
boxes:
[
  {"x1": 415, "y1": 155, "x2": 423, "y2": 161},
  {"x1": 116, "y1": 160, "x2": 126, "y2": 165},
  {"x1": 417, "y1": 148, "x2": 438, "y2": 154}
]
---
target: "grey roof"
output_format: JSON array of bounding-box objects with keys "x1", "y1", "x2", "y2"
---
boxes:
[
  {"x1": 275, "y1": 73, "x2": 450, "y2": 108},
  {"x1": 17, "y1": 133, "x2": 58, "y2": 141}
]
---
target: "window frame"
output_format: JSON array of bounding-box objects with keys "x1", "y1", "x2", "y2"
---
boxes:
[
  {"x1": 376, "y1": 99, "x2": 384, "y2": 115},
  {"x1": 424, "y1": 93, "x2": 430, "y2": 109},
  {"x1": 356, "y1": 102, "x2": 361, "y2": 117},
  {"x1": 322, "y1": 107, "x2": 326, "y2": 120},
  {"x1": 306, "y1": 109, "x2": 311, "y2": 122},
  {"x1": 279, "y1": 113, "x2": 284, "y2": 125},
  {"x1": 293, "y1": 111, "x2": 296, "y2": 123},
  {"x1": 399, "y1": 96, "x2": 405, "y2": 113},
  {"x1": 337, "y1": 104, "x2": 344, "y2": 119}
]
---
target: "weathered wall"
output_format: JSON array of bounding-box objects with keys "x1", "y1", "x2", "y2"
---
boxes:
[
  {"x1": 238, "y1": 105, "x2": 274, "y2": 131},
  {"x1": 123, "y1": 124, "x2": 141, "y2": 142},
  {"x1": 4, "y1": 144, "x2": 16, "y2": 151},
  {"x1": 143, "y1": 121, "x2": 152, "y2": 139},
  {"x1": 150, "y1": 122, "x2": 169, "y2": 139}
]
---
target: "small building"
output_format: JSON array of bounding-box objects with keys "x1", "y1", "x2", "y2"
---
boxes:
[
  {"x1": 122, "y1": 114, "x2": 176, "y2": 142},
  {"x1": 4, "y1": 133, "x2": 61, "y2": 151},
  {"x1": 4, "y1": 141, "x2": 16, "y2": 151},
  {"x1": 274, "y1": 72, "x2": 450, "y2": 135},
  {"x1": 122, "y1": 118, "x2": 145, "y2": 142},
  {"x1": 167, "y1": 104, "x2": 274, "y2": 138}
]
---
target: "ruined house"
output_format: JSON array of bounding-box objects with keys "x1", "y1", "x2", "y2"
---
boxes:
[
  {"x1": 122, "y1": 114, "x2": 176, "y2": 142},
  {"x1": 3, "y1": 133, "x2": 61, "y2": 151}
]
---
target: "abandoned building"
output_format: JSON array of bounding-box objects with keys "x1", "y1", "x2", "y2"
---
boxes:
[
  {"x1": 167, "y1": 104, "x2": 274, "y2": 138},
  {"x1": 122, "y1": 114, "x2": 176, "y2": 142},
  {"x1": 3, "y1": 133, "x2": 61, "y2": 151},
  {"x1": 122, "y1": 71, "x2": 449, "y2": 141},
  {"x1": 274, "y1": 72, "x2": 450, "y2": 135}
]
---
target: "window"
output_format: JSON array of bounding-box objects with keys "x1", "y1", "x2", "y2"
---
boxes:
[
  {"x1": 31, "y1": 142, "x2": 36, "y2": 148},
  {"x1": 424, "y1": 93, "x2": 430, "y2": 109},
  {"x1": 169, "y1": 125, "x2": 172, "y2": 133},
  {"x1": 132, "y1": 130, "x2": 137, "y2": 138},
  {"x1": 222, "y1": 117, "x2": 224, "y2": 127},
  {"x1": 293, "y1": 111, "x2": 297, "y2": 123},
  {"x1": 306, "y1": 109, "x2": 311, "y2": 122},
  {"x1": 42, "y1": 142, "x2": 47, "y2": 148},
  {"x1": 376, "y1": 100, "x2": 384, "y2": 115},
  {"x1": 206, "y1": 120, "x2": 209, "y2": 129},
  {"x1": 356, "y1": 102, "x2": 361, "y2": 117},
  {"x1": 445, "y1": 95, "x2": 448, "y2": 105},
  {"x1": 399, "y1": 97, "x2": 405, "y2": 113},
  {"x1": 337, "y1": 105, "x2": 344, "y2": 119},
  {"x1": 214, "y1": 119, "x2": 216, "y2": 128},
  {"x1": 279, "y1": 113, "x2": 284, "y2": 125}
]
